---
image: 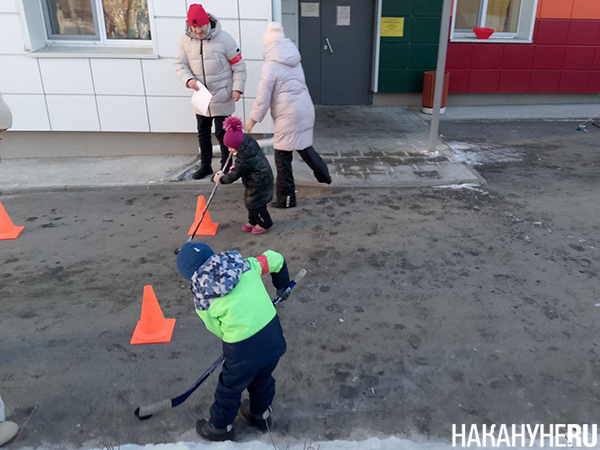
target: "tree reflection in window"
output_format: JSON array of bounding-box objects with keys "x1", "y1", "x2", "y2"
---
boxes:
[{"x1": 102, "y1": 0, "x2": 151, "y2": 40}]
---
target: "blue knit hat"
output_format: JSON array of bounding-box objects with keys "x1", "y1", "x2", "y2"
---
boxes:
[{"x1": 177, "y1": 242, "x2": 215, "y2": 281}]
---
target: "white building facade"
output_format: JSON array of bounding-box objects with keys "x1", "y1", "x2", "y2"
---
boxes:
[{"x1": 0, "y1": 0, "x2": 285, "y2": 138}]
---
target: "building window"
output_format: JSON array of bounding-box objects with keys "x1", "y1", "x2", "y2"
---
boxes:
[
  {"x1": 42, "y1": 0, "x2": 151, "y2": 44},
  {"x1": 451, "y1": 0, "x2": 538, "y2": 42}
]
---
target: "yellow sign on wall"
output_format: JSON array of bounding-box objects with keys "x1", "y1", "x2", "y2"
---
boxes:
[{"x1": 381, "y1": 17, "x2": 404, "y2": 37}]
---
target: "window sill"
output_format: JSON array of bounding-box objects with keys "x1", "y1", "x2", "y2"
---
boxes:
[
  {"x1": 26, "y1": 46, "x2": 158, "y2": 59},
  {"x1": 451, "y1": 35, "x2": 532, "y2": 44}
]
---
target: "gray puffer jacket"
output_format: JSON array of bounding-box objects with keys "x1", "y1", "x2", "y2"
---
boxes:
[
  {"x1": 250, "y1": 39, "x2": 315, "y2": 151},
  {"x1": 174, "y1": 15, "x2": 246, "y2": 117}
]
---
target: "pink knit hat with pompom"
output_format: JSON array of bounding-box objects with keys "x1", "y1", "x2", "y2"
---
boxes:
[{"x1": 223, "y1": 116, "x2": 244, "y2": 150}]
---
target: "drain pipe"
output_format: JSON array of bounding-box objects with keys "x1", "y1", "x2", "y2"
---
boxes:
[{"x1": 428, "y1": 0, "x2": 453, "y2": 153}]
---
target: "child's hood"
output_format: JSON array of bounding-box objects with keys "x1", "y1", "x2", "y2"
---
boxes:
[
  {"x1": 191, "y1": 250, "x2": 250, "y2": 310},
  {"x1": 235, "y1": 135, "x2": 260, "y2": 159}
]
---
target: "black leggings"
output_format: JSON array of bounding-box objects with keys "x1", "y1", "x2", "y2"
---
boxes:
[
  {"x1": 196, "y1": 115, "x2": 230, "y2": 168},
  {"x1": 247, "y1": 204, "x2": 273, "y2": 229}
]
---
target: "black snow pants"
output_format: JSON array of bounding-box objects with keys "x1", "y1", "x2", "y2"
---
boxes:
[{"x1": 274, "y1": 146, "x2": 332, "y2": 201}]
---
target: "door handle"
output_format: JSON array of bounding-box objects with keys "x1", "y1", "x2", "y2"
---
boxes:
[{"x1": 325, "y1": 37, "x2": 334, "y2": 54}]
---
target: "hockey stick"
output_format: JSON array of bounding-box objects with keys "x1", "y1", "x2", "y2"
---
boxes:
[
  {"x1": 134, "y1": 268, "x2": 307, "y2": 420},
  {"x1": 174, "y1": 152, "x2": 234, "y2": 255}
]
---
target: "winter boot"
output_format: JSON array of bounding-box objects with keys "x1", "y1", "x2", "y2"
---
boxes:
[
  {"x1": 0, "y1": 421, "x2": 19, "y2": 446},
  {"x1": 191, "y1": 165, "x2": 213, "y2": 180},
  {"x1": 251, "y1": 224, "x2": 272, "y2": 235},
  {"x1": 196, "y1": 419, "x2": 235, "y2": 442},
  {"x1": 271, "y1": 195, "x2": 296, "y2": 209},
  {"x1": 240, "y1": 400, "x2": 272, "y2": 431}
]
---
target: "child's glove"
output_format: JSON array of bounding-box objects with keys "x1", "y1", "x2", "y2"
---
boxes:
[
  {"x1": 276, "y1": 288, "x2": 290, "y2": 301},
  {"x1": 212, "y1": 170, "x2": 224, "y2": 184}
]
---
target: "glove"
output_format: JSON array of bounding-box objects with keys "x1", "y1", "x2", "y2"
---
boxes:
[
  {"x1": 276, "y1": 288, "x2": 290, "y2": 301},
  {"x1": 212, "y1": 170, "x2": 224, "y2": 184}
]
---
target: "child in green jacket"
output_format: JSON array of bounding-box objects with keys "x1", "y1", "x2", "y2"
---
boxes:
[{"x1": 177, "y1": 241, "x2": 290, "y2": 442}]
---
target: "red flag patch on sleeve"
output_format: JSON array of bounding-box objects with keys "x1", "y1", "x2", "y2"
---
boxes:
[{"x1": 256, "y1": 255, "x2": 269, "y2": 275}]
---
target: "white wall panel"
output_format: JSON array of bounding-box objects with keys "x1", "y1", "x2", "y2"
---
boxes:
[
  {"x1": 0, "y1": 55, "x2": 43, "y2": 94},
  {"x1": 147, "y1": 96, "x2": 196, "y2": 132},
  {"x1": 187, "y1": 0, "x2": 238, "y2": 20},
  {"x1": 240, "y1": 20, "x2": 268, "y2": 60},
  {"x1": 97, "y1": 96, "x2": 149, "y2": 132},
  {"x1": 243, "y1": 60, "x2": 263, "y2": 98},
  {"x1": 244, "y1": 98, "x2": 272, "y2": 134},
  {"x1": 46, "y1": 95, "x2": 100, "y2": 131},
  {"x1": 152, "y1": 0, "x2": 186, "y2": 17},
  {"x1": 219, "y1": 19, "x2": 241, "y2": 45},
  {"x1": 240, "y1": 0, "x2": 271, "y2": 20},
  {"x1": 0, "y1": 0, "x2": 18, "y2": 13},
  {"x1": 39, "y1": 59, "x2": 94, "y2": 94},
  {"x1": 2, "y1": 94, "x2": 50, "y2": 130},
  {"x1": 155, "y1": 17, "x2": 185, "y2": 58},
  {"x1": 0, "y1": 14, "x2": 25, "y2": 54},
  {"x1": 91, "y1": 59, "x2": 145, "y2": 95},
  {"x1": 142, "y1": 58, "x2": 190, "y2": 96}
]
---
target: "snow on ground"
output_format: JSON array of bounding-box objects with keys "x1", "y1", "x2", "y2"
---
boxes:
[
  {"x1": 433, "y1": 183, "x2": 486, "y2": 192},
  {"x1": 17, "y1": 435, "x2": 600, "y2": 450},
  {"x1": 447, "y1": 141, "x2": 526, "y2": 167}
]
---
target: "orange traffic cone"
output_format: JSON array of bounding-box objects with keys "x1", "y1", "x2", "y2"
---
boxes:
[
  {"x1": 0, "y1": 202, "x2": 24, "y2": 240},
  {"x1": 187, "y1": 195, "x2": 219, "y2": 236},
  {"x1": 130, "y1": 285, "x2": 176, "y2": 345}
]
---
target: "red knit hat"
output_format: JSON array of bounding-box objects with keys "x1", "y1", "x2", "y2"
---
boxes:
[
  {"x1": 223, "y1": 116, "x2": 245, "y2": 150},
  {"x1": 187, "y1": 4, "x2": 209, "y2": 26}
]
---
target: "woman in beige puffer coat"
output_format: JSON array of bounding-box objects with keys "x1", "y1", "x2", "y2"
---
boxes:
[
  {"x1": 175, "y1": 4, "x2": 247, "y2": 179},
  {"x1": 246, "y1": 23, "x2": 330, "y2": 209}
]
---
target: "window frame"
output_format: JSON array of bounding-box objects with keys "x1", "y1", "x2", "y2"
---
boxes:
[
  {"x1": 451, "y1": 0, "x2": 539, "y2": 43},
  {"x1": 40, "y1": 0, "x2": 153, "y2": 49}
]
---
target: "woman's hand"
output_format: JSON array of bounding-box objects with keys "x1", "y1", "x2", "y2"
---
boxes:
[
  {"x1": 231, "y1": 90, "x2": 242, "y2": 102},
  {"x1": 187, "y1": 79, "x2": 200, "y2": 91},
  {"x1": 245, "y1": 119, "x2": 257, "y2": 133}
]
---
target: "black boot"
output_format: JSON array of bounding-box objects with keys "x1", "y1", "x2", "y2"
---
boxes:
[
  {"x1": 272, "y1": 195, "x2": 296, "y2": 209},
  {"x1": 196, "y1": 419, "x2": 235, "y2": 442},
  {"x1": 240, "y1": 400, "x2": 272, "y2": 431},
  {"x1": 191, "y1": 165, "x2": 213, "y2": 180}
]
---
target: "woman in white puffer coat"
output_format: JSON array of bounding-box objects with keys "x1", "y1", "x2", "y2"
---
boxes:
[{"x1": 246, "y1": 23, "x2": 331, "y2": 209}]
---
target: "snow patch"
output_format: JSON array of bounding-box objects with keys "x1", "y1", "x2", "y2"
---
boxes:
[
  {"x1": 433, "y1": 183, "x2": 485, "y2": 192},
  {"x1": 448, "y1": 141, "x2": 525, "y2": 167},
  {"x1": 18, "y1": 435, "x2": 600, "y2": 450}
]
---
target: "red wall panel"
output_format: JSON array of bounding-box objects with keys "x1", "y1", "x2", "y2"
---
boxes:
[
  {"x1": 533, "y1": 45, "x2": 566, "y2": 69},
  {"x1": 502, "y1": 45, "x2": 535, "y2": 69},
  {"x1": 468, "y1": 70, "x2": 501, "y2": 92},
  {"x1": 447, "y1": 44, "x2": 473, "y2": 69},
  {"x1": 529, "y1": 70, "x2": 561, "y2": 92},
  {"x1": 446, "y1": 18, "x2": 600, "y2": 93},
  {"x1": 499, "y1": 70, "x2": 532, "y2": 92},
  {"x1": 593, "y1": 47, "x2": 600, "y2": 70},
  {"x1": 559, "y1": 70, "x2": 592, "y2": 92},
  {"x1": 563, "y1": 46, "x2": 596, "y2": 69},
  {"x1": 447, "y1": 69, "x2": 470, "y2": 93},
  {"x1": 567, "y1": 20, "x2": 600, "y2": 45},
  {"x1": 535, "y1": 20, "x2": 570, "y2": 44},
  {"x1": 589, "y1": 71, "x2": 600, "y2": 91}
]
